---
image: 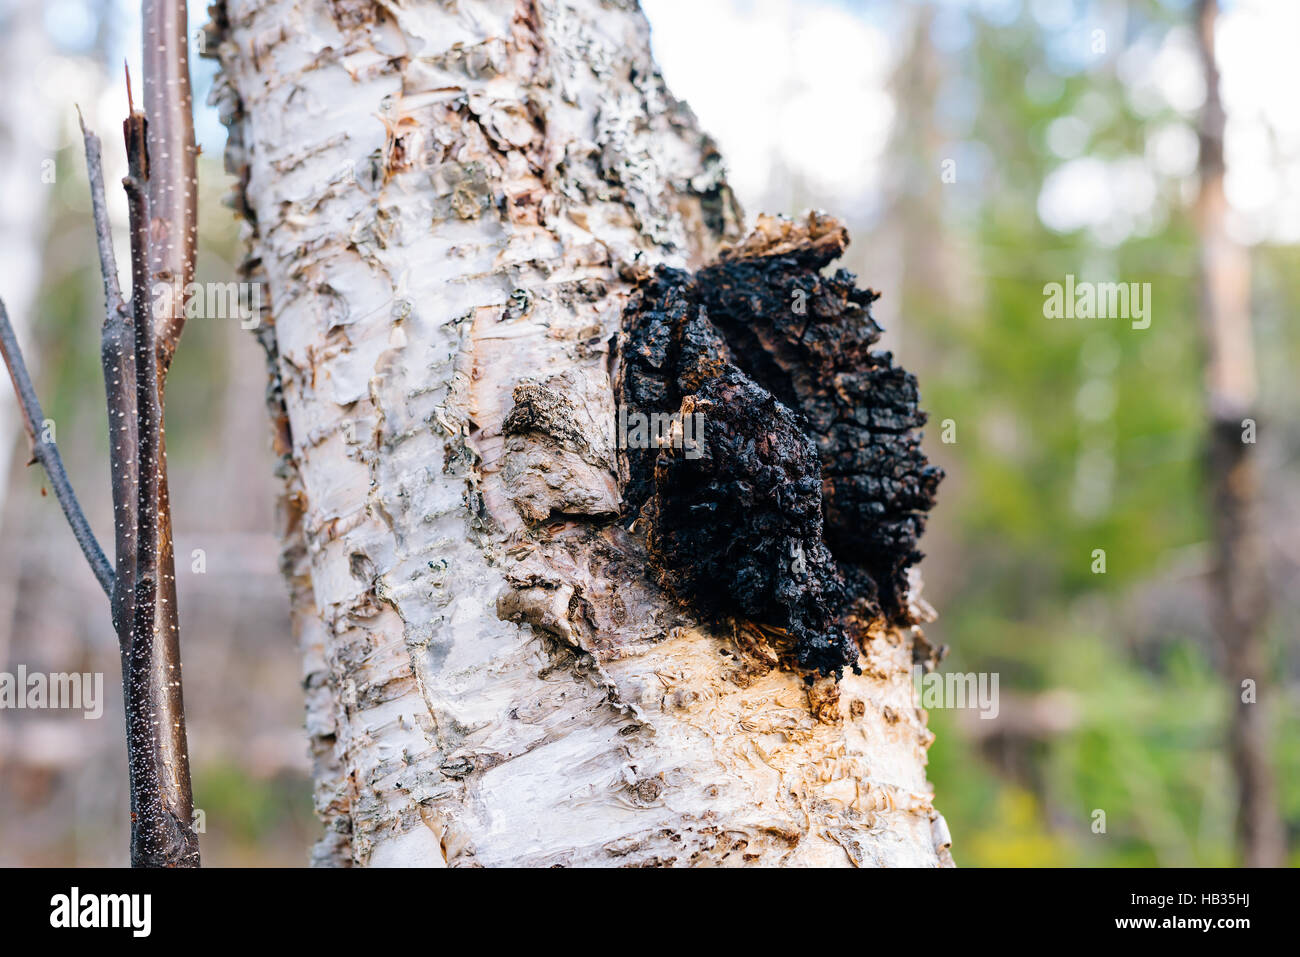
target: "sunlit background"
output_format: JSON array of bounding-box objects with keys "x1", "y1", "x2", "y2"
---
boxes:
[{"x1": 0, "y1": 0, "x2": 1295, "y2": 865}]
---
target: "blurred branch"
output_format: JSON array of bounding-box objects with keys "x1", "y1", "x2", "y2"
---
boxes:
[{"x1": 0, "y1": 299, "x2": 114, "y2": 597}]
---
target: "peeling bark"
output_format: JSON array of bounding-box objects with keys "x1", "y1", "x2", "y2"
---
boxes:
[{"x1": 212, "y1": 0, "x2": 950, "y2": 867}]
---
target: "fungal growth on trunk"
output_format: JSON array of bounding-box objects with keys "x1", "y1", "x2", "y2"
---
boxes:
[{"x1": 618, "y1": 213, "x2": 943, "y2": 678}]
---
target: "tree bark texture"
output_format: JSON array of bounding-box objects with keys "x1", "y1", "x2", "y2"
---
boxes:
[{"x1": 210, "y1": 0, "x2": 952, "y2": 867}]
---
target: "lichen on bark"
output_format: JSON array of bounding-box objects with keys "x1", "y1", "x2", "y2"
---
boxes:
[{"x1": 619, "y1": 213, "x2": 943, "y2": 678}]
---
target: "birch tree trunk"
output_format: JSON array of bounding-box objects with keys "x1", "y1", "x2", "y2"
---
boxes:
[{"x1": 210, "y1": 0, "x2": 951, "y2": 867}]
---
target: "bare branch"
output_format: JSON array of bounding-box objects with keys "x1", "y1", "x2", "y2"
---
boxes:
[
  {"x1": 0, "y1": 299, "x2": 114, "y2": 596},
  {"x1": 78, "y1": 108, "x2": 129, "y2": 323},
  {"x1": 139, "y1": 1, "x2": 199, "y2": 862},
  {"x1": 3, "y1": 21, "x2": 199, "y2": 869},
  {"x1": 81, "y1": 112, "x2": 141, "y2": 641},
  {"x1": 120, "y1": 104, "x2": 199, "y2": 868},
  {"x1": 136, "y1": 0, "x2": 200, "y2": 866},
  {"x1": 143, "y1": 0, "x2": 198, "y2": 370}
]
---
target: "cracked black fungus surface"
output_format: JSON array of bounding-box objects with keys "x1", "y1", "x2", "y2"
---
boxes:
[{"x1": 618, "y1": 228, "x2": 942, "y2": 678}]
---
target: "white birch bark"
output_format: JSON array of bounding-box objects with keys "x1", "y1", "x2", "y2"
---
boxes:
[{"x1": 210, "y1": 0, "x2": 952, "y2": 867}]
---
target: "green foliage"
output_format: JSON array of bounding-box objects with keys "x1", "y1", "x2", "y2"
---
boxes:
[
  {"x1": 191, "y1": 763, "x2": 316, "y2": 866},
  {"x1": 902, "y1": 2, "x2": 1298, "y2": 867}
]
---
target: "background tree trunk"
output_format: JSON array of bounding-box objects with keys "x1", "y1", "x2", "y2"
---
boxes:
[
  {"x1": 211, "y1": 0, "x2": 951, "y2": 867},
  {"x1": 1194, "y1": 0, "x2": 1283, "y2": 869}
]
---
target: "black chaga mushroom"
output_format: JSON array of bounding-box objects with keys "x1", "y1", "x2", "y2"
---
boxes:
[{"x1": 617, "y1": 213, "x2": 943, "y2": 678}]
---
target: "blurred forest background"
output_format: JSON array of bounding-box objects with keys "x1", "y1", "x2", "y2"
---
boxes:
[{"x1": 0, "y1": 0, "x2": 1295, "y2": 866}]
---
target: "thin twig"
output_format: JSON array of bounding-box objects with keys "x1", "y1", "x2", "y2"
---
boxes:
[
  {"x1": 0, "y1": 299, "x2": 114, "y2": 596},
  {"x1": 77, "y1": 107, "x2": 128, "y2": 323},
  {"x1": 80, "y1": 111, "x2": 140, "y2": 640}
]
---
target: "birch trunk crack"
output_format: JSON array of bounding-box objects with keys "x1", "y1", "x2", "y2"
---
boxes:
[{"x1": 210, "y1": 0, "x2": 951, "y2": 867}]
